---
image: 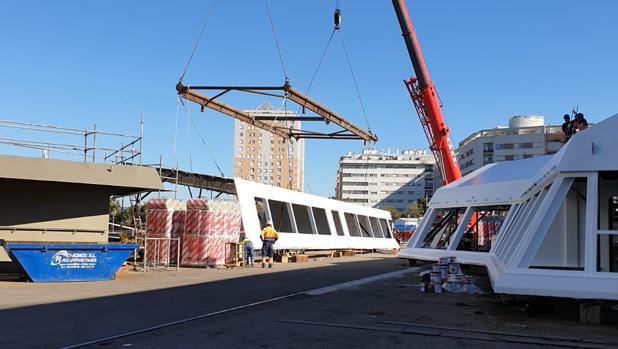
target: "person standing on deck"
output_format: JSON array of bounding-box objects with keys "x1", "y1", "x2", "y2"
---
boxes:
[
  {"x1": 260, "y1": 220, "x2": 278, "y2": 268},
  {"x1": 562, "y1": 114, "x2": 575, "y2": 143},
  {"x1": 574, "y1": 113, "x2": 589, "y2": 131}
]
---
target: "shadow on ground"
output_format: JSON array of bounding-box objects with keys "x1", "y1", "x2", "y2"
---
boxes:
[{"x1": 0, "y1": 256, "x2": 402, "y2": 348}]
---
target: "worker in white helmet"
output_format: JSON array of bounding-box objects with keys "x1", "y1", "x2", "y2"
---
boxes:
[{"x1": 260, "y1": 220, "x2": 279, "y2": 268}]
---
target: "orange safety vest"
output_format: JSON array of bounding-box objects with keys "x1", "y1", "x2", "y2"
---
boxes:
[{"x1": 260, "y1": 226, "x2": 279, "y2": 241}]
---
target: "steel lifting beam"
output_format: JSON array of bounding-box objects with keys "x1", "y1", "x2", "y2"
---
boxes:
[
  {"x1": 270, "y1": 126, "x2": 363, "y2": 140},
  {"x1": 283, "y1": 83, "x2": 378, "y2": 142},
  {"x1": 176, "y1": 81, "x2": 377, "y2": 142},
  {"x1": 253, "y1": 116, "x2": 325, "y2": 121},
  {"x1": 176, "y1": 82, "x2": 291, "y2": 139}
]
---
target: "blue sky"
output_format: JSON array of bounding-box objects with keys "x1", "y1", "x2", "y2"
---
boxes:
[{"x1": 0, "y1": 1, "x2": 616, "y2": 197}]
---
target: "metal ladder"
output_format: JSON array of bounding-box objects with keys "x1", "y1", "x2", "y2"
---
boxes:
[{"x1": 129, "y1": 194, "x2": 145, "y2": 243}]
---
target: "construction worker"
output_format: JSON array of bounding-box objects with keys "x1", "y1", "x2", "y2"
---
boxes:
[
  {"x1": 240, "y1": 233, "x2": 254, "y2": 267},
  {"x1": 562, "y1": 114, "x2": 574, "y2": 143},
  {"x1": 260, "y1": 220, "x2": 278, "y2": 268},
  {"x1": 574, "y1": 113, "x2": 589, "y2": 131}
]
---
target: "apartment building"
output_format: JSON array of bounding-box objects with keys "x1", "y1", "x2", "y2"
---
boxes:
[
  {"x1": 233, "y1": 102, "x2": 304, "y2": 191},
  {"x1": 456, "y1": 115, "x2": 563, "y2": 176},
  {"x1": 335, "y1": 149, "x2": 437, "y2": 212}
]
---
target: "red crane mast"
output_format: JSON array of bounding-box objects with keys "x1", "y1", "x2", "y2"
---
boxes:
[{"x1": 391, "y1": 0, "x2": 462, "y2": 184}]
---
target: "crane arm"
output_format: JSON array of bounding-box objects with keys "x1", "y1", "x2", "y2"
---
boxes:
[{"x1": 391, "y1": 0, "x2": 462, "y2": 184}]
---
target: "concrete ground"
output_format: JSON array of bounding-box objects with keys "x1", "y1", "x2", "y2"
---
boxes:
[{"x1": 2, "y1": 254, "x2": 618, "y2": 348}]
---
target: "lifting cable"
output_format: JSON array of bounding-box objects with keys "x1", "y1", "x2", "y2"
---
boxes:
[
  {"x1": 301, "y1": 2, "x2": 373, "y2": 137},
  {"x1": 186, "y1": 105, "x2": 194, "y2": 172},
  {"x1": 337, "y1": 28, "x2": 372, "y2": 136},
  {"x1": 175, "y1": 0, "x2": 224, "y2": 178},
  {"x1": 174, "y1": 96, "x2": 181, "y2": 163},
  {"x1": 332, "y1": 2, "x2": 373, "y2": 204},
  {"x1": 263, "y1": 0, "x2": 292, "y2": 190},
  {"x1": 303, "y1": 1, "x2": 339, "y2": 99},
  {"x1": 178, "y1": 0, "x2": 218, "y2": 83},
  {"x1": 263, "y1": 2, "x2": 289, "y2": 151},
  {"x1": 263, "y1": 0, "x2": 289, "y2": 82},
  {"x1": 179, "y1": 98, "x2": 226, "y2": 177},
  {"x1": 305, "y1": 29, "x2": 336, "y2": 96}
]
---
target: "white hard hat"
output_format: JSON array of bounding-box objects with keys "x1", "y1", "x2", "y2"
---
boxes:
[{"x1": 266, "y1": 220, "x2": 273, "y2": 226}]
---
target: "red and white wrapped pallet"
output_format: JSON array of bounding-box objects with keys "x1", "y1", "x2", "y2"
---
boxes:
[
  {"x1": 146, "y1": 199, "x2": 179, "y2": 266},
  {"x1": 477, "y1": 217, "x2": 503, "y2": 250},
  {"x1": 181, "y1": 198, "x2": 242, "y2": 266},
  {"x1": 169, "y1": 200, "x2": 186, "y2": 265},
  {"x1": 181, "y1": 199, "x2": 208, "y2": 266}
]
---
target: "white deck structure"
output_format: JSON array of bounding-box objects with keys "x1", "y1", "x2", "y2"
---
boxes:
[
  {"x1": 235, "y1": 178, "x2": 398, "y2": 251},
  {"x1": 400, "y1": 113, "x2": 618, "y2": 300}
]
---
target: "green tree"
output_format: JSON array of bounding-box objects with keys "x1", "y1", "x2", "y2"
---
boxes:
[
  {"x1": 383, "y1": 206, "x2": 401, "y2": 219},
  {"x1": 405, "y1": 198, "x2": 428, "y2": 218},
  {"x1": 109, "y1": 199, "x2": 121, "y2": 221},
  {"x1": 109, "y1": 200, "x2": 146, "y2": 227},
  {"x1": 405, "y1": 203, "x2": 423, "y2": 218}
]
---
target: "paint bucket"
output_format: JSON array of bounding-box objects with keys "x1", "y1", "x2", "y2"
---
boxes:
[
  {"x1": 434, "y1": 282, "x2": 443, "y2": 294},
  {"x1": 419, "y1": 282, "x2": 427, "y2": 293},
  {"x1": 449, "y1": 263, "x2": 461, "y2": 274},
  {"x1": 448, "y1": 273, "x2": 463, "y2": 283},
  {"x1": 445, "y1": 281, "x2": 465, "y2": 293},
  {"x1": 430, "y1": 272, "x2": 441, "y2": 285}
]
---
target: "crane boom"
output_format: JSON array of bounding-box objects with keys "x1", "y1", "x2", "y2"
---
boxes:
[{"x1": 392, "y1": 0, "x2": 462, "y2": 184}]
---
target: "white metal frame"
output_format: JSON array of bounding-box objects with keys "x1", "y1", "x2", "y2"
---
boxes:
[
  {"x1": 235, "y1": 178, "x2": 398, "y2": 250},
  {"x1": 400, "y1": 113, "x2": 618, "y2": 300}
]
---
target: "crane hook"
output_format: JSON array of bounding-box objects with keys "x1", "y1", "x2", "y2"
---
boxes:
[{"x1": 334, "y1": 8, "x2": 341, "y2": 30}]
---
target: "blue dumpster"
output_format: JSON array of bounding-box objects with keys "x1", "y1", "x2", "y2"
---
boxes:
[{"x1": 4, "y1": 243, "x2": 138, "y2": 282}]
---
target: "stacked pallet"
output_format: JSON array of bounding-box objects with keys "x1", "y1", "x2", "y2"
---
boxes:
[
  {"x1": 181, "y1": 199, "x2": 242, "y2": 266},
  {"x1": 145, "y1": 199, "x2": 184, "y2": 265},
  {"x1": 170, "y1": 202, "x2": 187, "y2": 264},
  {"x1": 476, "y1": 216, "x2": 504, "y2": 249}
]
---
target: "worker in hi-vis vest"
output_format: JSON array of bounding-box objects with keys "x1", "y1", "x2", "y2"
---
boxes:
[
  {"x1": 240, "y1": 233, "x2": 254, "y2": 267},
  {"x1": 260, "y1": 220, "x2": 279, "y2": 268}
]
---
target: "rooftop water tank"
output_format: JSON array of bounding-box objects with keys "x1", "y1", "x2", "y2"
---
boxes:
[{"x1": 509, "y1": 115, "x2": 544, "y2": 128}]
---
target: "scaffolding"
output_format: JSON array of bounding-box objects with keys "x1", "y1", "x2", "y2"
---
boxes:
[{"x1": 0, "y1": 117, "x2": 143, "y2": 165}]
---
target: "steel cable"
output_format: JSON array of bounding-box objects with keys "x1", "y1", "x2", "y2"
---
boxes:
[
  {"x1": 179, "y1": 0, "x2": 218, "y2": 83},
  {"x1": 305, "y1": 29, "x2": 336, "y2": 96},
  {"x1": 179, "y1": 98, "x2": 225, "y2": 177},
  {"x1": 263, "y1": 0, "x2": 289, "y2": 81},
  {"x1": 338, "y1": 29, "x2": 372, "y2": 135}
]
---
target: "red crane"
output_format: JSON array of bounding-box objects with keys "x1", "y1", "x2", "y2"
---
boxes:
[{"x1": 391, "y1": 0, "x2": 462, "y2": 184}]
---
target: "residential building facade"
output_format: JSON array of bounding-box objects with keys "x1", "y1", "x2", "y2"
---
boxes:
[
  {"x1": 335, "y1": 149, "x2": 438, "y2": 212},
  {"x1": 233, "y1": 102, "x2": 305, "y2": 191},
  {"x1": 456, "y1": 115, "x2": 563, "y2": 176}
]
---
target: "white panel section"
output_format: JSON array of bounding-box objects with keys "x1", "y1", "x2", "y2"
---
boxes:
[
  {"x1": 399, "y1": 113, "x2": 618, "y2": 300},
  {"x1": 512, "y1": 179, "x2": 571, "y2": 268},
  {"x1": 526, "y1": 178, "x2": 583, "y2": 268},
  {"x1": 585, "y1": 173, "x2": 599, "y2": 273},
  {"x1": 432, "y1": 113, "x2": 618, "y2": 209},
  {"x1": 235, "y1": 178, "x2": 398, "y2": 250},
  {"x1": 430, "y1": 156, "x2": 553, "y2": 207},
  {"x1": 491, "y1": 203, "x2": 520, "y2": 254}
]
